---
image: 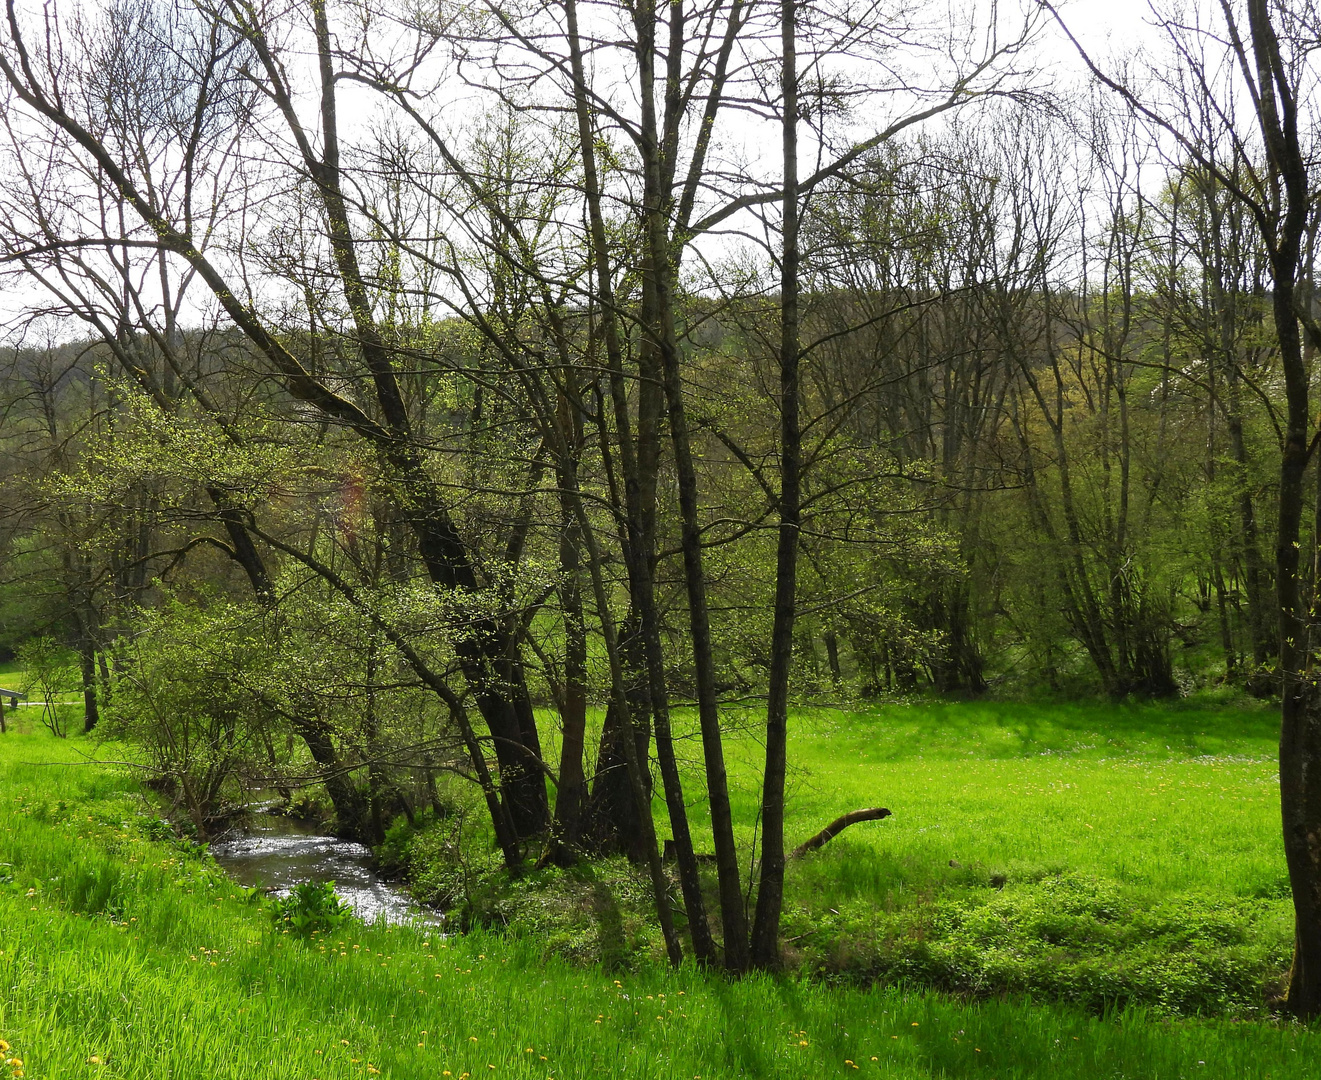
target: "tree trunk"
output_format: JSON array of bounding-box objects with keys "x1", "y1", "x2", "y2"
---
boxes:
[
  {"x1": 632, "y1": 0, "x2": 749, "y2": 971},
  {"x1": 1224, "y1": 0, "x2": 1321, "y2": 1017},
  {"x1": 79, "y1": 640, "x2": 99, "y2": 733},
  {"x1": 291, "y1": 715, "x2": 370, "y2": 841},
  {"x1": 585, "y1": 621, "x2": 652, "y2": 860},
  {"x1": 750, "y1": 0, "x2": 799, "y2": 970},
  {"x1": 561, "y1": 443, "x2": 685, "y2": 966},
  {"x1": 549, "y1": 481, "x2": 589, "y2": 864}
]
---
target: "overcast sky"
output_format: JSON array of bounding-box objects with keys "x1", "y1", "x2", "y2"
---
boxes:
[{"x1": 1041, "y1": 0, "x2": 1167, "y2": 68}]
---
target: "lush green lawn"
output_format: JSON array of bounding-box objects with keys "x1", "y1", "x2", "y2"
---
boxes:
[
  {"x1": 2, "y1": 701, "x2": 1316, "y2": 1078},
  {"x1": 0, "y1": 723, "x2": 1315, "y2": 1077},
  {"x1": 711, "y1": 699, "x2": 1290, "y2": 1010},
  {"x1": 435, "y1": 697, "x2": 1292, "y2": 1013},
  {"x1": 712, "y1": 697, "x2": 1284, "y2": 892}
]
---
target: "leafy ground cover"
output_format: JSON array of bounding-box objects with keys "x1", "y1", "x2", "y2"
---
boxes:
[
  {"x1": 397, "y1": 696, "x2": 1293, "y2": 1015},
  {"x1": 1, "y1": 729, "x2": 1319, "y2": 1079}
]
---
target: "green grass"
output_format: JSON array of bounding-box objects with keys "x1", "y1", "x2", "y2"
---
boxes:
[
  {"x1": 0, "y1": 732, "x2": 1314, "y2": 1080},
  {"x1": 2, "y1": 700, "x2": 1316, "y2": 1078},
  {"x1": 403, "y1": 697, "x2": 1292, "y2": 1014},
  {"x1": 719, "y1": 699, "x2": 1290, "y2": 1011},
  {"x1": 0, "y1": 657, "x2": 24, "y2": 679},
  {"x1": 717, "y1": 697, "x2": 1283, "y2": 890}
]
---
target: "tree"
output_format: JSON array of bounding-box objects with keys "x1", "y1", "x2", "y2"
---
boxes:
[{"x1": 1049, "y1": 0, "x2": 1321, "y2": 1016}]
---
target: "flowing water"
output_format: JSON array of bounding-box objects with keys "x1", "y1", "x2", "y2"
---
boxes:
[{"x1": 210, "y1": 813, "x2": 443, "y2": 927}]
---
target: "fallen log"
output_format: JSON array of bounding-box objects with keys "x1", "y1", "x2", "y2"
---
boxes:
[{"x1": 790, "y1": 807, "x2": 891, "y2": 859}]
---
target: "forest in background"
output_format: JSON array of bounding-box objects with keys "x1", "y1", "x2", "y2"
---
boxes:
[{"x1": 2, "y1": 0, "x2": 1321, "y2": 1007}]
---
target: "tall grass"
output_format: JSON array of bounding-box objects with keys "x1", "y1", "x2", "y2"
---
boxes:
[
  {"x1": 714, "y1": 699, "x2": 1285, "y2": 889},
  {"x1": 1, "y1": 723, "x2": 1318, "y2": 1078}
]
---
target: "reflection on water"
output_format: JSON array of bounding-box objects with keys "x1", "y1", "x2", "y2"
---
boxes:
[{"x1": 211, "y1": 813, "x2": 442, "y2": 927}]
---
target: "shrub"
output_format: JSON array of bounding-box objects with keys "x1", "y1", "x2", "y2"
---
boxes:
[
  {"x1": 101, "y1": 600, "x2": 277, "y2": 834},
  {"x1": 16, "y1": 636, "x2": 79, "y2": 738},
  {"x1": 268, "y1": 880, "x2": 353, "y2": 937}
]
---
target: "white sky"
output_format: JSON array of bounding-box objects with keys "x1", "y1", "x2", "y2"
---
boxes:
[{"x1": 1038, "y1": 0, "x2": 1170, "y2": 69}]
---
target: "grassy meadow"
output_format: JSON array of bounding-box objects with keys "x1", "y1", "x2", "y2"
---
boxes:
[
  {"x1": 1, "y1": 698, "x2": 1318, "y2": 1078},
  {"x1": 413, "y1": 697, "x2": 1292, "y2": 1014},
  {"x1": 728, "y1": 698, "x2": 1292, "y2": 1008}
]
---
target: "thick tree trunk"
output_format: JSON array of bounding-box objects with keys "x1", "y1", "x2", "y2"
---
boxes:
[
  {"x1": 1279, "y1": 680, "x2": 1321, "y2": 1014},
  {"x1": 929, "y1": 583, "x2": 987, "y2": 695},
  {"x1": 320, "y1": 1, "x2": 549, "y2": 843},
  {"x1": 563, "y1": 0, "x2": 665, "y2": 861},
  {"x1": 1223, "y1": 0, "x2": 1321, "y2": 1017},
  {"x1": 290, "y1": 715, "x2": 370, "y2": 841},
  {"x1": 79, "y1": 640, "x2": 99, "y2": 733},
  {"x1": 585, "y1": 624, "x2": 652, "y2": 860},
  {"x1": 824, "y1": 632, "x2": 842, "y2": 682},
  {"x1": 209, "y1": 489, "x2": 275, "y2": 602},
  {"x1": 1276, "y1": 289, "x2": 1321, "y2": 1014},
  {"x1": 562, "y1": 448, "x2": 684, "y2": 966}
]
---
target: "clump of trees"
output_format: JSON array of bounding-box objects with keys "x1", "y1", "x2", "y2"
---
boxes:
[{"x1": 0, "y1": 0, "x2": 1319, "y2": 1006}]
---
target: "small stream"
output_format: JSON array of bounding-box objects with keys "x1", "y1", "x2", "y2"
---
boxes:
[{"x1": 211, "y1": 813, "x2": 443, "y2": 927}]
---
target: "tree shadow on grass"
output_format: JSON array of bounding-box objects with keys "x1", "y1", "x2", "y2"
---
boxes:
[{"x1": 591, "y1": 881, "x2": 629, "y2": 970}]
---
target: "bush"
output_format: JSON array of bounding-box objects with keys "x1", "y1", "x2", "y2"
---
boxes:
[
  {"x1": 16, "y1": 636, "x2": 79, "y2": 737},
  {"x1": 268, "y1": 880, "x2": 353, "y2": 937},
  {"x1": 101, "y1": 600, "x2": 277, "y2": 834},
  {"x1": 805, "y1": 873, "x2": 1291, "y2": 1016}
]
